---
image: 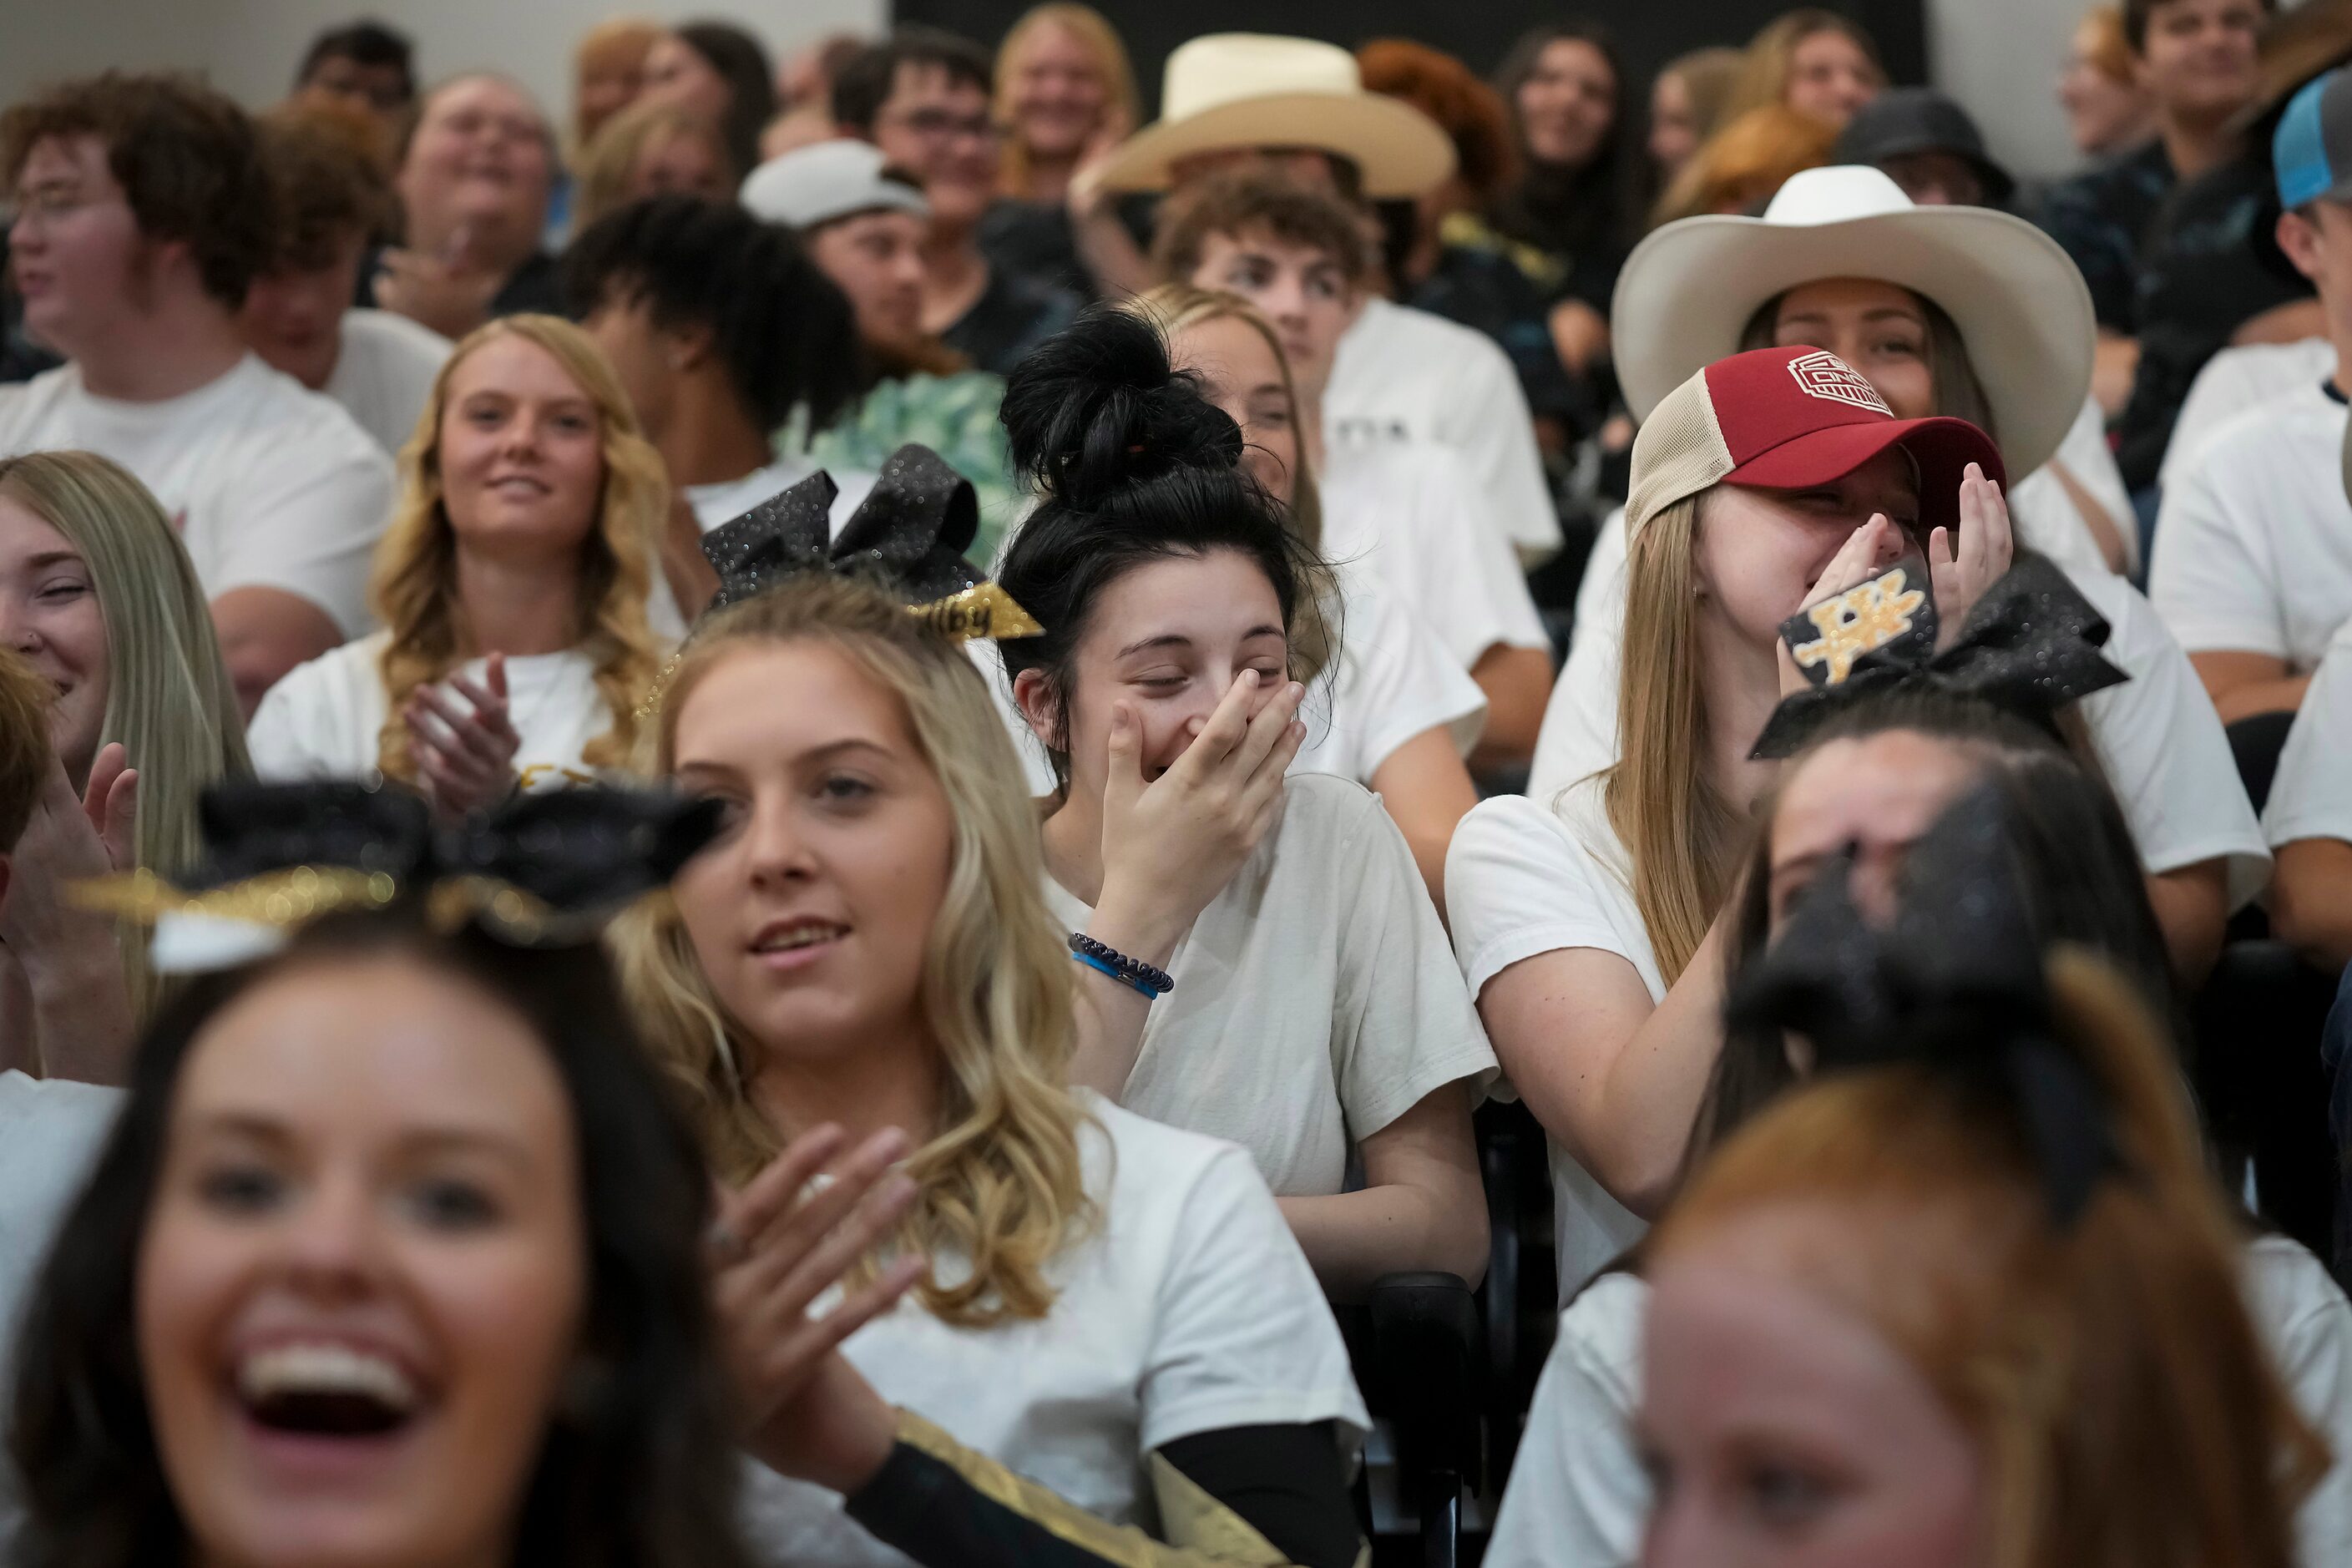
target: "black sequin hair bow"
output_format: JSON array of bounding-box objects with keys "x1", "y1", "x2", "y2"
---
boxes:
[
  {"x1": 75, "y1": 780, "x2": 722, "y2": 972},
  {"x1": 1722, "y1": 785, "x2": 2121, "y2": 1225},
  {"x1": 698, "y1": 443, "x2": 1040, "y2": 642},
  {"x1": 1751, "y1": 554, "x2": 2130, "y2": 760}
]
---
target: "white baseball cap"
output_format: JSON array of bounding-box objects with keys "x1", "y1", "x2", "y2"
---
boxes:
[{"x1": 741, "y1": 139, "x2": 931, "y2": 230}]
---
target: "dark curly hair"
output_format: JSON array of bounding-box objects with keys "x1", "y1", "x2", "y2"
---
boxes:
[
  {"x1": 1, "y1": 73, "x2": 274, "y2": 311},
  {"x1": 563, "y1": 191, "x2": 865, "y2": 435},
  {"x1": 994, "y1": 307, "x2": 1338, "y2": 790},
  {"x1": 8, "y1": 912, "x2": 759, "y2": 1568}
]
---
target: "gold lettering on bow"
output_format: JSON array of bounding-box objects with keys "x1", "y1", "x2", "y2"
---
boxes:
[{"x1": 1792, "y1": 568, "x2": 1928, "y2": 685}]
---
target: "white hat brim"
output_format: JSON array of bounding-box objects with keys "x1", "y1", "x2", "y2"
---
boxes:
[
  {"x1": 1092, "y1": 92, "x2": 1457, "y2": 198},
  {"x1": 1611, "y1": 204, "x2": 2096, "y2": 478}
]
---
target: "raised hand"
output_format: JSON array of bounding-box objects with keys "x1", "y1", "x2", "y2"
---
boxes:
[
  {"x1": 710, "y1": 1124, "x2": 927, "y2": 1495},
  {"x1": 1779, "y1": 514, "x2": 1905, "y2": 698},
  {"x1": 79, "y1": 741, "x2": 138, "y2": 872},
  {"x1": 406, "y1": 655, "x2": 523, "y2": 819},
  {"x1": 1928, "y1": 463, "x2": 2014, "y2": 649}
]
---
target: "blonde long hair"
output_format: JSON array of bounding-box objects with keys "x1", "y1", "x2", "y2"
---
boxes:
[
  {"x1": 370, "y1": 315, "x2": 665, "y2": 784},
  {"x1": 994, "y1": 4, "x2": 1140, "y2": 195},
  {"x1": 1727, "y1": 8, "x2": 1886, "y2": 122},
  {"x1": 1654, "y1": 951, "x2": 2325, "y2": 1568},
  {"x1": 615, "y1": 575, "x2": 1095, "y2": 1327},
  {"x1": 1603, "y1": 493, "x2": 1745, "y2": 985},
  {"x1": 0, "y1": 452, "x2": 250, "y2": 1019},
  {"x1": 1130, "y1": 284, "x2": 1324, "y2": 550},
  {"x1": 571, "y1": 99, "x2": 732, "y2": 231}
]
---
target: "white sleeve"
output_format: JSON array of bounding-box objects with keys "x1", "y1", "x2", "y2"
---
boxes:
[
  {"x1": 1136, "y1": 1141, "x2": 1369, "y2": 1451},
  {"x1": 1446, "y1": 795, "x2": 1638, "y2": 999},
  {"x1": 244, "y1": 659, "x2": 367, "y2": 781},
  {"x1": 1440, "y1": 341, "x2": 1561, "y2": 563},
  {"x1": 1328, "y1": 783, "x2": 1500, "y2": 1134},
  {"x1": 1323, "y1": 577, "x2": 1487, "y2": 776},
  {"x1": 205, "y1": 440, "x2": 395, "y2": 637},
  {"x1": 2266, "y1": 626, "x2": 2352, "y2": 847},
  {"x1": 1484, "y1": 1276, "x2": 1650, "y2": 1568},
  {"x1": 2245, "y1": 1239, "x2": 2352, "y2": 1568},
  {"x1": 2076, "y1": 580, "x2": 2270, "y2": 906},
  {"x1": 2149, "y1": 447, "x2": 2289, "y2": 660},
  {"x1": 1382, "y1": 450, "x2": 1550, "y2": 669}
]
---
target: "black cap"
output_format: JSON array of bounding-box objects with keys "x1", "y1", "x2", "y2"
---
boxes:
[{"x1": 1833, "y1": 87, "x2": 2015, "y2": 207}]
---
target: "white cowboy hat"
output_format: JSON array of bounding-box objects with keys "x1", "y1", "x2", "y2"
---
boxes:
[
  {"x1": 1090, "y1": 33, "x2": 1455, "y2": 198},
  {"x1": 1611, "y1": 165, "x2": 2094, "y2": 478}
]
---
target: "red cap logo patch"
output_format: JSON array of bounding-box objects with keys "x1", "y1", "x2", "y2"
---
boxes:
[{"x1": 1787, "y1": 351, "x2": 1894, "y2": 417}]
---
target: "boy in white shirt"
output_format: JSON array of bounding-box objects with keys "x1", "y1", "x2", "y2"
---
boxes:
[
  {"x1": 241, "y1": 107, "x2": 451, "y2": 458},
  {"x1": 1151, "y1": 172, "x2": 1555, "y2": 771},
  {"x1": 1087, "y1": 33, "x2": 1562, "y2": 564},
  {"x1": 0, "y1": 74, "x2": 394, "y2": 713},
  {"x1": 2152, "y1": 66, "x2": 2352, "y2": 724}
]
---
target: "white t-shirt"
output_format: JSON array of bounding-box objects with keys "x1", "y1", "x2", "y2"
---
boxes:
[
  {"x1": 2042, "y1": 392, "x2": 2134, "y2": 579},
  {"x1": 1539, "y1": 524, "x2": 2270, "y2": 907},
  {"x1": 736, "y1": 1096, "x2": 1368, "y2": 1567},
  {"x1": 685, "y1": 458, "x2": 880, "y2": 535},
  {"x1": 0, "y1": 1072, "x2": 123, "y2": 1543},
  {"x1": 1484, "y1": 1233, "x2": 2352, "y2": 1568},
  {"x1": 982, "y1": 564, "x2": 1486, "y2": 797},
  {"x1": 1324, "y1": 296, "x2": 1560, "y2": 563},
  {"x1": 1044, "y1": 774, "x2": 1497, "y2": 1198},
  {"x1": 1444, "y1": 782, "x2": 1655, "y2": 1294},
  {"x1": 2266, "y1": 616, "x2": 2352, "y2": 850},
  {"x1": 1320, "y1": 441, "x2": 1552, "y2": 673},
  {"x1": 2151, "y1": 380, "x2": 2351, "y2": 673},
  {"x1": 2162, "y1": 337, "x2": 2336, "y2": 491},
  {"x1": 246, "y1": 630, "x2": 624, "y2": 793},
  {"x1": 0, "y1": 355, "x2": 394, "y2": 635},
  {"x1": 324, "y1": 309, "x2": 451, "y2": 458}
]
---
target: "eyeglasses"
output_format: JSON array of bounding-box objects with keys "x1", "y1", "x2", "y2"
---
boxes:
[
  {"x1": 881, "y1": 108, "x2": 1003, "y2": 145},
  {"x1": 8, "y1": 187, "x2": 123, "y2": 230}
]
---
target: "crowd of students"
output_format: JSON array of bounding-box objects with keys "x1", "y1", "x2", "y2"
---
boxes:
[{"x1": 2, "y1": 0, "x2": 2352, "y2": 1562}]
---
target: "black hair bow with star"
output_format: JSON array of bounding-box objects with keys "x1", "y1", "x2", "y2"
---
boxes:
[
  {"x1": 1722, "y1": 785, "x2": 2121, "y2": 1225},
  {"x1": 1751, "y1": 554, "x2": 2130, "y2": 760}
]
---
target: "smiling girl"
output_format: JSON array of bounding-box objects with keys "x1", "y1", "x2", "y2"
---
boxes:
[{"x1": 246, "y1": 315, "x2": 665, "y2": 816}]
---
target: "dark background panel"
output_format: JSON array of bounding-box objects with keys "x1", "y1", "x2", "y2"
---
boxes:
[{"x1": 893, "y1": 0, "x2": 1928, "y2": 111}]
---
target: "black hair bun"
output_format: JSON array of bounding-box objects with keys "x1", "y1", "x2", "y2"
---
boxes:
[{"x1": 999, "y1": 307, "x2": 1246, "y2": 509}]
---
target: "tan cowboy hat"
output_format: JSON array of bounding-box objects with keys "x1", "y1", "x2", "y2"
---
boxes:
[
  {"x1": 1611, "y1": 165, "x2": 2094, "y2": 478},
  {"x1": 1090, "y1": 33, "x2": 1455, "y2": 198}
]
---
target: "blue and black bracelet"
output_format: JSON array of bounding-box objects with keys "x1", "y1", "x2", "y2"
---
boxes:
[{"x1": 1068, "y1": 933, "x2": 1175, "y2": 999}]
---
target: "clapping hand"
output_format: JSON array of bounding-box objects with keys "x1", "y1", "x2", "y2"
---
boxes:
[
  {"x1": 405, "y1": 655, "x2": 521, "y2": 819},
  {"x1": 710, "y1": 1124, "x2": 927, "y2": 1495}
]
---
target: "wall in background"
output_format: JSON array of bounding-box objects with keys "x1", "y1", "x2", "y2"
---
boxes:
[{"x1": 1, "y1": 0, "x2": 886, "y2": 129}]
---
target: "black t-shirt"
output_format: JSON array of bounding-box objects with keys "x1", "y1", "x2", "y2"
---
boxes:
[
  {"x1": 2036, "y1": 139, "x2": 2175, "y2": 333},
  {"x1": 2116, "y1": 154, "x2": 2311, "y2": 491},
  {"x1": 975, "y1": 195, "x2": 1159, "y2": 305},
  {"x1": 940, "y1": 264, "x2": 1082, "y2": 379}
]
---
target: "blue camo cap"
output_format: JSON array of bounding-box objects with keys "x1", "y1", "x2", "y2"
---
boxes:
[{"x1": 2277, "y1": 68, "x2": 2352, "y2": 209}]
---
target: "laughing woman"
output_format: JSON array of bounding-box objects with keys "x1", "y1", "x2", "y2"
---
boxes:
[
  {"x1": 8, "y1": 792, "x2": 758, "y2": 1568},
  {"x1": 246, "y1": 315, "x2": 666, "y2": 813}
]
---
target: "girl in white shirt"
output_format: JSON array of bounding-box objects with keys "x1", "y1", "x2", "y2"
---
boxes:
[
  {"x1": 1450, "y1": 344, "x2": 2018, "y2": 1293},
  {"x1": 618, "y1": 569, "x2": 1368, "y2": 1567},
  {"x1": 1141, "y1": 286, "x2": 1482, "y2": 908},
  {"x1": 993, "y1": 309, "x2": 1495, "y2": 1300},
  {"x1": 248, "y1": 314, "x2": 665, "y2": 812}
]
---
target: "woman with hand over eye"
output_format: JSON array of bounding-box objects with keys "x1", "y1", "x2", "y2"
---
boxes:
[{"x1": 246, "y1": 315, "x2": 666, "y2": 817}]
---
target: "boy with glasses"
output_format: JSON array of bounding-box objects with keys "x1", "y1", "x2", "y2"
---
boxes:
[{"x1": 832, "y1": 28, "x2": 1080, "y2": 377}]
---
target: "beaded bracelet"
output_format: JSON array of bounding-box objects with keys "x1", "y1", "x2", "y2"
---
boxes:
[{"x1": 1068, "y1": 933, "x2": 1175, "y2": 996}]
